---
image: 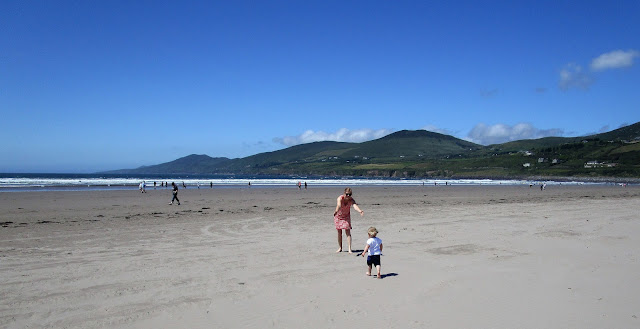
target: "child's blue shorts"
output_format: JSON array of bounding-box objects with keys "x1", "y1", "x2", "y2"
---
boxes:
[{"x1": 367, "y1": 255, "x2": 381, "y2": 266}]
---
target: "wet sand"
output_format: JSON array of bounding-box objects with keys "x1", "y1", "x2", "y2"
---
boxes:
[{"x1": 1, "y1": 185, "x2": 639, "y2": 328}]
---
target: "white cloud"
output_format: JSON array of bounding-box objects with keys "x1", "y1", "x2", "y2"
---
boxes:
[
  {"x1": 421, "y1": 125, "x2": 454, "y2": 136},
  {"x1": 559, "y1": 63, "x2": 593, "y2": 91},
  {"x1": 598, "y1": 125, "x2": 610, "y2": 133},
  {"x1": 591, "y1": 50, "x2": 639, "y2": 71},
  {"x1": 558, "y1": 50, "x2": 638, "y2": 91},
  {"x1": 274, "y1": 124, "x2": 566, "y2": 148},
  {"x1": 273, "y1": 128, "x2": 394, "y2": 146},
  {"x1": 466, "y1": 123, "x2": 564, "y2": 145}
]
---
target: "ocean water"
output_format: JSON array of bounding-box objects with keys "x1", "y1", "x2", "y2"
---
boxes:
[{"x1": 0, "y1": 173, "x2": 604, "y2": 192}]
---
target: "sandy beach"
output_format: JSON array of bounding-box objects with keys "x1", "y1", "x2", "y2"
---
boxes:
[{"x1": 1, "y1": 185, "x2": 639, "y2": 328}]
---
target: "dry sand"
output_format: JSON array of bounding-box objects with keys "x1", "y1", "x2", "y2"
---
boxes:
[{"x1": 1, "y1": 185, "x2": 639, "y2": 328}]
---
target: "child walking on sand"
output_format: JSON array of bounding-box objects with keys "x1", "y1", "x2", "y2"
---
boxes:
[{"x1": 361, "y1": 227, "x2": 383, "y2": 279}]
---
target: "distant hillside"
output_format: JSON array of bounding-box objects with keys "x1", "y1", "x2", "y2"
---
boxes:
[
  {"x1": 104, "y1": 154, "x2": 232, "y2": 174},
  {"x1": 102, "y1": 122, "x2": 640, "y2": 179},
  {"x1": 348, "y1": 130, "x2": 480, "y2": 159},
  {"x1": 459, "y1": 122, "x2": 640, "y2": 179},
  {"x1": 223, "y1": 130, "x2": 482, "y2": 174},
  {"x1": 584, "y1": 122, "x2": 640, "y2": 142},
  {"x1": 225, "y1": 141, "x2": 356, "y2": 171},
  {"x1": 485, "y1": 122, "x2": 640, "y2": 154}
]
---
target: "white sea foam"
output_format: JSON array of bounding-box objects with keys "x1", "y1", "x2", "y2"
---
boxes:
[{"x1": 0, "y1": 176, "x2": 600, "y2": 191}]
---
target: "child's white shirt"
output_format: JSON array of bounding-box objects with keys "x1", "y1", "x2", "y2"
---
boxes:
[{"x1": 366, "y1": 237, "x2": 382, "y2": 255}]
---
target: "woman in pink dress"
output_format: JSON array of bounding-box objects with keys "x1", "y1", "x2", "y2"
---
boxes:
[{"x1": 333, "y1": 187, "x2": 364, "y2": 253}]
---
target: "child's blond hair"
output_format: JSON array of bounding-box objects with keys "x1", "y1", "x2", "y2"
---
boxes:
[{"x1": 367, "y1": 226, "x2": 378, "y2": 237}]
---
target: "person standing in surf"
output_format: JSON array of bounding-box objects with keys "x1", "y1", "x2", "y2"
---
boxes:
[
  {"x1": 169, "y1": 182, "x2": 180, "y2": 205},
  {"x1": 333, "y1": 187, "x2": 364, "y2": 253}
]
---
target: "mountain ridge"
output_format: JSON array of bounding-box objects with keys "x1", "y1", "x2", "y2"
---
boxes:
[{"x1": 102, "y1": 122, "x2": 640, "y2": 179}]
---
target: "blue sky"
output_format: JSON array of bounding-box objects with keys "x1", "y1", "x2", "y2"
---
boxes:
[{"x1": 2, "y1": 0, "x2": 639, "y2": 173}]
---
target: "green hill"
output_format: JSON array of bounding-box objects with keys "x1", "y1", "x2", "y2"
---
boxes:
[
  {"x1": 105, "y1": 154, "x2": 232, "y2": 174},
  {"x1": 224, "y1": 141, "x2": 356, "y2": 171},
  {"x1": 461, "y1": 122, "x2": 640, "y2": 179},
  {"x1": 349, "y1": 130, "x2": 480, "y2": 159},
  {"x1": 103, "y1": 122, "x2": 640, "y2": 180}
]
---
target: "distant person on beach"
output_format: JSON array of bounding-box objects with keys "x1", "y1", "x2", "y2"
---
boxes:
[
  {"x1": 139, "y1": 181, "x2": 146, "y2": 193},
  {"x1": 170, "y1": 182, "x2": 180, "y2": 205},
  {"x1": 361, "y1": 226, "x2": 383, "y2": 279},
  {"x1": 182, "y1": 181, "x2": 186, "y2": 189},
  {"x1": 304, "y1": 182, "x2": 307, "y2": 189},
  {"x1": 333, "y1": 187, "x2": 364, "y2": 253}
]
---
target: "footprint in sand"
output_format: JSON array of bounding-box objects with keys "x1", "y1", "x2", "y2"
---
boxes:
[{"x1": 201, "y1": 217, "x2": 264, "y2": 237}]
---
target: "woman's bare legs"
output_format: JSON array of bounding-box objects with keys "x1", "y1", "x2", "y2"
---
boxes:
[
  {"x1": 345, "y1": 229, "x2": 352, "y2": 253},
  {"x1": 336, "y1": 229, "x2": 343, "y2": 252}
]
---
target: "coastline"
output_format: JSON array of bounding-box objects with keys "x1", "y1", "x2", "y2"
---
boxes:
[
  {"x1": 1, "y1": 173, "x2": 636, "y2": 193},
  {"x1": 2, "y1": 185, "x2": 639, "y2": 328}
]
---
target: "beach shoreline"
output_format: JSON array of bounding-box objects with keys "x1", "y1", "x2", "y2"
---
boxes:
[{"x1": 2, "y1": 185, "x2": 639, "y2": 328}]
